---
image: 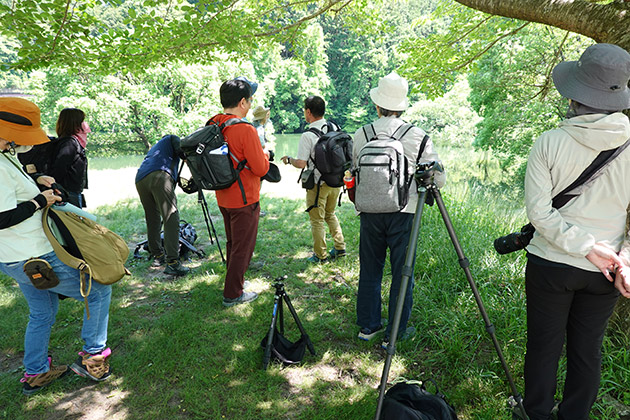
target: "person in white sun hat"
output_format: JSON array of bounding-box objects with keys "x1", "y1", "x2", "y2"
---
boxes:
[
  {"x1": 352, "y1": 71, "x2": 445, "y2": 347},
  {"x1": 521, "y1": 43, "x2": 630, "y2": 420}
]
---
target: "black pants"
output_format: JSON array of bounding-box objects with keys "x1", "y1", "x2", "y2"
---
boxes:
[{"x1": 523, "y1": 259, "x2": 619, "y2": 420}]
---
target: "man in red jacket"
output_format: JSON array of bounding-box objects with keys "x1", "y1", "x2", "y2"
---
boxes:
[{"x1": 208, "y1": 77, "x2": 269, "y2": 306}]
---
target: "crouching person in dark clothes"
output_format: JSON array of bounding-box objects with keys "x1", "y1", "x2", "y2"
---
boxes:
[{"x1": 136, "y1": 134, "x2": 190, "y2": 276}]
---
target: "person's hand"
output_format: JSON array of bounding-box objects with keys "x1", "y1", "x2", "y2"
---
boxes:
[
  {"x1": 615, "y1": 265, "x2": 630, "y2": 298},
  {"x1": 36, "y1": 175, "x2": 55, "y2": 188},
  {"x1": 586, "y1": 242, "x2": 624, "y2": 282},
  {"x1": 281, "y1": 155, "x2": 291, "y2": 165},
  {"x1": 41, "y1": 189, "x2": 62, "y2": 207}
]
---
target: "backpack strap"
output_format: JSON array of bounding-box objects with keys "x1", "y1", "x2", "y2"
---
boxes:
[
  {"x1": 305, "y1": 182, "x2": 321, "y2": 213},
  {"x1": 363, "y1": 124, "x2": 377, "y2": 143},
  {"x1": 41, "y1": 208, "x2": 93, "y2": 319},
  {"x1": 220, "y1": 118, "x2": 252, "y2": 205}
]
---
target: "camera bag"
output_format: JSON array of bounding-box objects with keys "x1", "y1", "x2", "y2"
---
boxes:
[
  {"x1": 41, "y1": 207, "x2": 130, "y2": 318},
  {"x1": 380, "y1": 379, "x2": 459, "y2": 420},
  {"x1": 355, "y1": 123, "x2": 428, "y2": 213},
  {"x1": 180, "y1": 118, "x2": 250, "y2": 205}
]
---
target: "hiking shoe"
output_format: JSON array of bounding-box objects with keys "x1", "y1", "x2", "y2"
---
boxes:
[
  {"x1": 164, "y1": 260, "x2": 190, "y2": 276},
  {"x1": 150, "y1": 253, "x2": 165, "y2": 267},
  {"x1": 381, "y1": 326, "x2": 417, "y2": 350},
  {"x1": 21, "y1": 357, "x2": 69, "y2": 395},
  {"x1": 70, "y1": 347, "x2": 112, "y2": 382},
  {"x1": 306, "y1": 254, "x2": 327, "y2": 263},
  {"x1": 358, "y1": 324, "x2": 384, "y2": 341},
  {"x1": 223, "y1": 291, "x2": 259, "y2": 307},
  {"x1": 328, "y1": 248, "x2": 347, "y2": 260}
]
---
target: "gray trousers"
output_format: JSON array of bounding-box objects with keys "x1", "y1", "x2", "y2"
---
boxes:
[{"x1": 136, "y1": 171, "x2": 180, "y2": 262}]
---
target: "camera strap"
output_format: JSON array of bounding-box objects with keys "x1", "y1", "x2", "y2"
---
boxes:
[{"x1": 551, "y1": 136, "x2": 630, "y2": 209}]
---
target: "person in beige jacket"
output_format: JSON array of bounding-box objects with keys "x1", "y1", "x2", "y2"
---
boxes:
[{"x1": 522, "y1": 43, "x2": 630, "y2": 420}]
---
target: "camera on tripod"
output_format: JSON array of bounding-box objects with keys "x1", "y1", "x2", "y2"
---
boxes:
[{"x1": 415, "y1": 160, "x2": 444, "y2": 186}]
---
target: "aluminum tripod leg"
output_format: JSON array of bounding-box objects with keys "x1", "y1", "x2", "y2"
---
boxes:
[
  {"x1": 197, "y1": 190, "x2": 225, "y2": 263},
  {"x1": 374, "y1": 188, "x2": 428, "y2": 420},
  {"x1": 373, "y1": 184, "x2": 528, "y2": 420}
]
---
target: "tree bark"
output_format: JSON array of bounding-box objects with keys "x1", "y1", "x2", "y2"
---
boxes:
[{"x1": 454, "y1": 0, "x2": 630, "y2": 50}]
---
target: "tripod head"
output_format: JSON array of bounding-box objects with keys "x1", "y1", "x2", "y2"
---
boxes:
[
  {"x1": 272, "y1": 275, "x2": 288, "y2": 292},
  {"x1": 415, "y1": 160, "x2": 444, "y2": 189}
]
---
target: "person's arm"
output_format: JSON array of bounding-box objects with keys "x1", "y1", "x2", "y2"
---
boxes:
[
  {"x1": 524, "y1": 135, "x2": 596, "y2": 257},
  {"x1": 239, "y1": 125, "x2": 269, "y2": 177},
  {"x1": 614, "y1": 265, "x2": 630, "y2": 298},
  {"x1": 282, "y1": 131, "x2": 312, "y2": 169},
  {"x1": 170, "y1": 135, "x2": 185, "y2": 160},
  {"x1": 0, "y1": 191, "x2": 58, "y2": 229}
]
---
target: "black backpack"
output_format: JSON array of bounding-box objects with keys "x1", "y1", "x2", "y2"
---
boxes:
[
  {"x1": 18, "y1": 136, "x2": 63, "y2": 175},
  {"x1": 180, "y1": 118, "x2": 250, "y2": 204},
  {"x1": 308, "y1": 121, "x2": 353, "y2": 188},
  {"x1": 133, "y1": 221, "x2": 205, "y2": 260},
  {"x1": 380, "y1": 380, "x2": 459, "y2": 420}
]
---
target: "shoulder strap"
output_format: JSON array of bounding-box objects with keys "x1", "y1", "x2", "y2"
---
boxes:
[
  {"x1": 552, "y1": 137, "x2": 630, "y2": 209},
  {"x1": 390, "y1": 122, "x2": 414, "y2": 142},
  {"x1": 41, "y1": 208, "x2": 93, "y2": 318},
  {"x1": 307, "y1": 127, "x2": 324, "y2": 138},
  {"x1": 362, "y1": 124, "x2": 376, "y2": 143}
]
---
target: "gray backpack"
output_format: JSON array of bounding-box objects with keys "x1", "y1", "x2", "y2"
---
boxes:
[{"x1": 354, "y1": 123, "x2": 427, "y2": 213}]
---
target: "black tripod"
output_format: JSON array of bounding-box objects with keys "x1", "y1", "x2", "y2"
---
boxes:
[
  {"x1": 197, "y1": 190, "x2": 225, "y2": 264},
  {"x1": 263, "y1": 276, "x2": 316, "y2": 370},
  {"x1": 374, "y1": 162, "x2": 528, "y2": 420}
]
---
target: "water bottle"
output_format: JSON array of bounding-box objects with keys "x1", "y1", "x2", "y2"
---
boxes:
[{"x1": 343, "y1": 170, "x2": 356, "y2": 203}]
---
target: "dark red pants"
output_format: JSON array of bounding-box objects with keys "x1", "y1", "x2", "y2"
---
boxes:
[{"x1": 219, "y1": 202, "x2": 260, "y2": 299}]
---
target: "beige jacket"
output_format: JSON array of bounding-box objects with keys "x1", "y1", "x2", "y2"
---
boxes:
[{"x1": 525, "y1": 112, "x2": 630, "y2": 271}]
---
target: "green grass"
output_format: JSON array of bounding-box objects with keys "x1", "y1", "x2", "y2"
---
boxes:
[{"x1": 1, "y1": 170, "x2": 629, "y2": 419}]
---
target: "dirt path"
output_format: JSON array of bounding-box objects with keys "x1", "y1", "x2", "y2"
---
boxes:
[{"x1": 83, "y1": 163, "x2": 304, "y2": 211}]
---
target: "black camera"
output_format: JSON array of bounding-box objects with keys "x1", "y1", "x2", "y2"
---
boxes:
[
  {"x1": 415, "y1": 161, "x2": 444, "y2": 185},
  {"x1": 493, "y1": 223, "x2": 535, "y2": 254},
  {"x1": 268, "y1": 150, "x2": 275, "y2": 162},
  {"x1": 51, "y1": 183, "x2": 69, "y2": 203}
]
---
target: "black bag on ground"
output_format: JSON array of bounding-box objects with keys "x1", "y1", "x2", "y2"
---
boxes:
[
  {"x1": 380, "y1": 379, "x2": 458, "y2": 420},
  {"x1": 180, "y1": 118, "x2": 250, "y2": 204},
  {"x1": 133, "y1": 221, "x2": 204, "y2": 260},
  {"x1": 260, "y1": 328, "x2": 307, "y2": 366}
]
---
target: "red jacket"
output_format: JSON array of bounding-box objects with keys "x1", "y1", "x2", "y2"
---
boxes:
[{"x1": 208, "y1": 114, "x2": 269, "y2": 208}]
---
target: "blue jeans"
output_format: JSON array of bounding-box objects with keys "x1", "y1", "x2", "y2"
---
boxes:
[
  {"x1": 356, "y1": 212, "x2": 415, "y2": 339},
  {"x1": 0, "y1": 251, "x2": 111, "y2": 375}
]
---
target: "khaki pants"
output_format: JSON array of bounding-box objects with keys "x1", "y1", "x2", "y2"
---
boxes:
[{"x1": 306, "y1": 183, "x2": 345, "y2": 259}]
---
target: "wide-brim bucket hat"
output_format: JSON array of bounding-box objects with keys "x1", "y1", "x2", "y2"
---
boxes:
[
  {"x1": 0, "y1": 97, "x2": 49, "y2": 145},
  {"x1": 552, "y1": 43, "x2": 630, "y2": 111},
  {"x1": 370, "y1": 71, "x2": 409, "y2": 111}
]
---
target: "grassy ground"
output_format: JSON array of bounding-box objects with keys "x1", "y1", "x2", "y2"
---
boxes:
[{"x1": 1, "y1": 160, "x2": 629, "y2": 419}]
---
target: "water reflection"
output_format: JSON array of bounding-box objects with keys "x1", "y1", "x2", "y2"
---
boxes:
[{"x1": 269, "y1": 133, "x2": 301, "y2": 158}]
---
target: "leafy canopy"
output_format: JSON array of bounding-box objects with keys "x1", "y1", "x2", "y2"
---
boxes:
[{"x1": 0, "y1": 0, "x2": 374, "y2": 74}]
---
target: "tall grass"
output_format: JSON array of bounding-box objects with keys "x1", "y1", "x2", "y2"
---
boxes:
[{"x1": 0, "y1": 156, "x2": 628, "y2": 419}]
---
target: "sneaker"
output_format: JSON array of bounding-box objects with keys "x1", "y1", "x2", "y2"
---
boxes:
[
  {"x1": 150, "y1": 253, "x2": 165, "y2": 267},
  {"x1": 164, "y1": 260, "x2": 190, "y2": 276},
  {"x1": 70, "y1": 347, "x2": 112, "y2": 382},
  {"x1": 223, "y1": 291, "x2": 259, "y2": 307},
  {"x1": 306, "y1": 254, "x2": 327, "y2": 263},
  {"x1": 358, "y1": 324, "x2": 384, "y2": 341},
  {"x1": 328, "y1": 248, "x2": 347, "y2": 260},
  {"x1": 21, "y1": 357, "x2": 69, "y2": 395},
  {"x1": 381, "y1": 326, "x2": 416, "y2": 349}
]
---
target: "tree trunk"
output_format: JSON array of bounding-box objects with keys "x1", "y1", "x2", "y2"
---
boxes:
[{"x1": 454, "y1": 0, "x2": 630, "y2": 51}]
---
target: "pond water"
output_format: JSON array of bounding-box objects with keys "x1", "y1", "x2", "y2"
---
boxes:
[{"x1": 269, "y1": 133, "x2": 301, "y2": 159}]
